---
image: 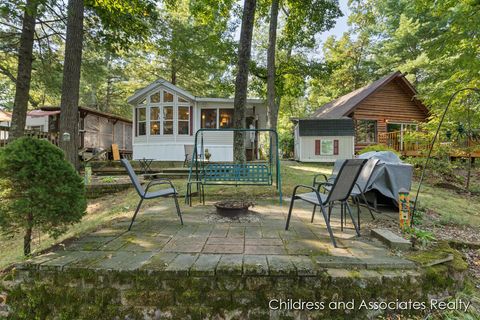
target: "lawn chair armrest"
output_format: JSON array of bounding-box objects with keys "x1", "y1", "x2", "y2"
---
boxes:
[
  {"x1": 313, "y1": 174, "x2": 328, "y2": 186},
  {"x1": 144, "y1": 179, "x2": 176, "y2": 195},
  {"x1": 315, "y1": 181, "x2": 334, "y2": 192},
  {"x1": 292, "y1": 184, "x2": 324, "y2": 205}
]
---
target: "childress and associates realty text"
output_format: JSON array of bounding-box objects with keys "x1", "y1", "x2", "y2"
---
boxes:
[{"x1": 268, "y1": 299, "x2": 471, "y2": 312}]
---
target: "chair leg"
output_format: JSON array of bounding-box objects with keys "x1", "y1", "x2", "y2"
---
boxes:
[
  {"x1": 173, "y1": 193, "x2": 184, "y2": 225},
  {"x1": 328, "y1": 203, "x2": 333, "y2": 223},
  {"x1": 340, "y1": 202, "x2": 344, "y2": 232},
  {"x1": 311, "y1": 205, "x2": 317, "y2": 223},
  {"x1": 285, "y1": 197, "x2": 296, "y2": 230},
  {"x1": 354, "y1": 196, "x2": 361, "y2": 231},
  {"x1": 129, "y1": 198, "x2": 144, "y2": 231},
  {"x1": 319, "y1": 204, "x2": 337, "y2": 248},
  {"x1": 345, "y1": 201, "x2": 360, "y2": 236},
  {"x1": 361, "y1": 192, "x2": 375, "y2": 220}
]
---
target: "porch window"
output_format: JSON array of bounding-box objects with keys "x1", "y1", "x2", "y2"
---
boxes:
[
  {"x1": 219, "y1": 109, "x2": 234, "y2": 128},
  {"x1": 163, "y1": 106, "x2": 173, "y2": 134},
  {"x1": 150, "y1": 92, "x2": 160, "y2": 103},
  {"x1": 150, "y1": 107, "x2": 160, "y2": 135},
  {"x1": 201, "y1": 109, "x2": 217, "y2": 128},
  {"x1": 136, "y1": 107, "x2": 146, "y2": 136},
  {"x1": 178, "y1": 106, "x2": 190, "y2": 135},
  {"x1": 163, "y1": 91, "x2": 174, "y2": 102},
  {"x1": 356, "y1": 120, "x2": 377, "y2": 143}
]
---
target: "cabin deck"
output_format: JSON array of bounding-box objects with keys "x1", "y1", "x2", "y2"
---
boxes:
[{"x1": 378, "y1": 130, "x2": 480, "y2": 158}]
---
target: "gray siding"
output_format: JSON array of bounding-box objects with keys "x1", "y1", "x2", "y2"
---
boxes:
[{"x1": 299, "y1": 136, "x2": 354, "y2": 162}]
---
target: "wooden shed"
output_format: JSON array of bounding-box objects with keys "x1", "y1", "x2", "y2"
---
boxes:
[
  {"x1": 40, "y1": 106, "x2": 133, "y2": 156},
  {"x1": 308, "y1": 71, "x2": 429, "y2": 154}
]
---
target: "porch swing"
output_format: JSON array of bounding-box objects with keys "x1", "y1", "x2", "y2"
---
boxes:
[{"x1": 186, "y1": 128, "x2": 282, "y2": 204}]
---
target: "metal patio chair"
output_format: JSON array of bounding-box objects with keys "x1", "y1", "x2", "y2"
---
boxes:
[
  {"x1": 349, "y1": 158, "x2": 379, "y2": 228},
  {"x1": 312, "y1": 159, "x2": 345, "y2": 188},
  {"x1": 121, "y1": 159, "x2": 183, "y2": 230},
  {"x1": 320, "y1": 158, "x2": 379, "y2": 230},
  {"x1": 285, "y1": 159, "x2": 367, "y2": 247}
]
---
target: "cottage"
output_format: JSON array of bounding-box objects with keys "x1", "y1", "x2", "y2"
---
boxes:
[
  {"x1": 294, "y1": 71, "x2": 429, "y2": 162},
  {"x1": 127, "y1": 79, "x2": 267, "y2": 161}
]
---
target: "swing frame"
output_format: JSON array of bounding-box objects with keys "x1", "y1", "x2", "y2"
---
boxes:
[{"x1": 186, "y1": 128, "x2": 282, "y2": 204}]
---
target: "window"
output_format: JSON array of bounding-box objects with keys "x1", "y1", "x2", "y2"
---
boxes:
[
  {"x1": 150, "y1": 107, "x2": 160, "y2": 135},
  {"x1": 27, "y1": 125, "x2": 44, "y2": 132},
  {"x1": 315, "y1": 139, "x2": 339, "y2": 156},
  {"x1": 356, "y1": 120, "x2": 377, "y2": 143},
  {"x1": 163, "y1": 106, "x2": 173, "y2": 134},
  {"x1": 136, "y1": 107, "x2": 146, "y2": 136},
  {"x1": 178, "y1": 96, "x2": 188, "y2": 103},
  {"x1": 321, "y1": 140, "x2": 334, "y2": 155},
  {"x1": 150, "y1": 92, "x2": 160, "y2": 103},
  {"x1": 163, "y1": 91, "x2": 174, "y2": 102},
  {"x1": 201, "y1": 109, "x2": 217, "y2": 128},
  {"x1": 178, "y1": 106, "x2": 190, "y2": 135},
  {"x1": 219, "y1": 109, "x2": 234, "y2": 128}
]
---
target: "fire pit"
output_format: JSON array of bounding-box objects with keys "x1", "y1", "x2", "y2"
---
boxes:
[{"x1": 214, "y1": 200, "x2": 254, "y2": 217}]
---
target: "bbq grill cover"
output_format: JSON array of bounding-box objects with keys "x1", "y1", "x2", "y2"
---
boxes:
[{"x1": 358, "y1": 151, "x2": 413, "y2": 204}]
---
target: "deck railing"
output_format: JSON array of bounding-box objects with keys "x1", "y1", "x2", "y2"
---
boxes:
[
  {"x1": 0, "y1": 125, "x2": 59, "y2": 148},
  {"x1": 378, "y1": 130, "x2": 480, "y2": 157},
  {"x1": 378, "y1": 130, "x2": 427, "y2": 153}
]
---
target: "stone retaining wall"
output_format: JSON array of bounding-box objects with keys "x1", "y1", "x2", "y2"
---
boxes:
[
  {"x1": 1, "y1": 266, "x2": 431, "y2": 319},
  {"x1": 85, "y1": 183, "x2": 132, "y2": 198}
]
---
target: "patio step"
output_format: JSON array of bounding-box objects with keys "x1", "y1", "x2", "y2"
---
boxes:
[{"x1": 371, "y1": 228, "x2": 412, "y2": 250}]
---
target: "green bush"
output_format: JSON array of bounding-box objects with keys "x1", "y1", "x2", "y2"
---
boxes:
[
  {"x1": 357, "y1": 144, "x2": 400, "y2": 155},
  {"x1": 0, "y1": 137, "x2": 87, "y2": 256},
  {"x1": 278, "y1": 130, "x2": 294, "y2": 159}
]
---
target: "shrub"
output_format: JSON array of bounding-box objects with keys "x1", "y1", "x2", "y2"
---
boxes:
[
  {"x1": 357, "y1": 144, "x2": 400, "y2": 156},
  {"x1": 0, "y1": 137, "x2": 87, "y2": 256}
]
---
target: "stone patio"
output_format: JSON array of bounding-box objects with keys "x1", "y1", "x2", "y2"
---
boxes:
[
  {"x1": 22, "y1": 200, "x2": 415, "y2": 274},
  {"x1": 5, "y1": 200, "x2": 429, "y2": 319}
]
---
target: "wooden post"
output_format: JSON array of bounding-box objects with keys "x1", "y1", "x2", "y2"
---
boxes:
[{"x1": 399, "y1": 188, "x2": 411, "y2": 229}]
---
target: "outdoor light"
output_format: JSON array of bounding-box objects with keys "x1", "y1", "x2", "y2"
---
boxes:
[{"x1": 62, "y1": 132, "x2": 71, "y2": 142}]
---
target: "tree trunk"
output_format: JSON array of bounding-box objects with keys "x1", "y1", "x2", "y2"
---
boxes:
[
  {"x1": 171, "y1": 58, "x2": 177, "y2": 85},
  {"x1": 9, "y1": 0, "x2": 38, "y2": 141},
  {"x1": 23, "y1": 212, "x2": 33, "y2": 256},
  {"x1": 59, "y1": 0, "x2": 84, "y2": 170},
  {"x1": 233, "y1": 0, "x2": 256, "y2": 163},
  {"x1": 266, "y1": 0, "x2": 279, "y2": 131}
]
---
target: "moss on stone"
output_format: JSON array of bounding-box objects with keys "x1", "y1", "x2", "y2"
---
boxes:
[{"x1": 407, "y1": 241, "x2": 468, "y2": 292}]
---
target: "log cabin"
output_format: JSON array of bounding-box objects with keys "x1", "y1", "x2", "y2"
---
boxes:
[{"x1": 293, "y1": 71, "x2": 429, "y2": 162}]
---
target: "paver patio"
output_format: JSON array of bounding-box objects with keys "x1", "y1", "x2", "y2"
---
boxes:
[{"x1": 23, "y1": 200, "x2": 415, "y2": 273}]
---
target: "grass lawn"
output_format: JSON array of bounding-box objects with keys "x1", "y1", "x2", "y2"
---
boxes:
[{"x1": 1, "y1": 160, "x2": 479, "y2": 270}]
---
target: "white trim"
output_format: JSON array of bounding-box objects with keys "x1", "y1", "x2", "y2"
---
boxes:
[
  {"x1": 196, "y1": 97, "x2": 264, "y2": 104},
  {"x1": 128, "y1": 78, "x2": 196, "y2": 105}
]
